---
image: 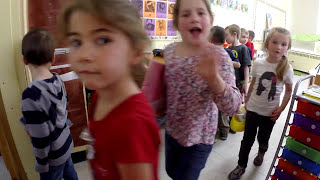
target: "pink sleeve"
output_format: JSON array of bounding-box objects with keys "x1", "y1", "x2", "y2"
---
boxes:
[
  {"x1": 212, "y1": 47, "x2": 242, "y2": 116},
  {"x1": 142, "y1": 60, "x2": 166, "y2": 116}
]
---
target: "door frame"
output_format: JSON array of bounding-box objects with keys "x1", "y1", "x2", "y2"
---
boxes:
[{"x1": 0, "y1": 90, "x2": 27, "y2": 180}]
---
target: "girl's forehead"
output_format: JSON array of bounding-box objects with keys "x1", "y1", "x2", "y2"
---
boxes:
[
  {"x1": 180, "y1": 0, "x2": 208, "y2": 11},
  {"x1": 270, "y1": 32, "x2": 290, "y2": 42},
  {"x1": 272, "y1": 32, "x2": 288, "y2": 38}
]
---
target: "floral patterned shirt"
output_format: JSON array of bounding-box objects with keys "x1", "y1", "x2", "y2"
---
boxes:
[{"x1": 164, "y1": 43, "x2": 241, "y2": 147}]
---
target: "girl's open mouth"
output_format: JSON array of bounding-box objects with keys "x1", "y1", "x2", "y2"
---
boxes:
[{"x1": 190, "y1": 27, "x2": 202, "y2": 38}]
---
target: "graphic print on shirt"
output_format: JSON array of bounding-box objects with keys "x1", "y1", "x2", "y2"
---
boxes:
[
  {"x1": 232, "y1": 50, "x2": 238, "y2": 58},
  {"x1": 256, "y1": 72, "x2": 277, "y2": 101}
]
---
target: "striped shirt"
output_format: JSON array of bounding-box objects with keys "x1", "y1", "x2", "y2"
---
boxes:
[{"x1": 20, "y1": 74, "x2": 74, "y2": 173}]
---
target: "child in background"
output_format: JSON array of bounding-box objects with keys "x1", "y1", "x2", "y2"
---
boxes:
[
  {"x1": 162, "y1": 0, "x2": 241, "y2": 179},
  {"x1": 239, "y1": 28, "x2": 253, "y2": 61},
  {"x1": 246, "y1": 30, "x2": 256, "y2": 59},
  {"x1": 225, "y1": 24, "x2": 252, "y2": 96},
  {"x1": 228, "y1": 27, "x2": 293, "y2": 180},
  {"x1": 209, "y1": 25, "x2": 240, "y2": 140},
  {"x1": 240, "y1": 28, "x2": 253, "y2": 82},
  {"x1": 20, "y1": 28, "x2": 78, "y2": 180},
  {"x1": 59, "y1": 0, "x2": 160, "y2": 179},
  {"x1": 210, "y1": 26, "x2": 240, "y2": 69}
]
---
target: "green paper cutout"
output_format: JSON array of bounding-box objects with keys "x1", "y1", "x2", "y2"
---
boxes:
[{"x1": 292, "y1": 34, "x2": 320, "y2": 42}]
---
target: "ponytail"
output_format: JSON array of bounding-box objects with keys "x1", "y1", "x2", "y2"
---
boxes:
[{"x1": 275, "y1": 56, "x2": 289, "y2": 82}]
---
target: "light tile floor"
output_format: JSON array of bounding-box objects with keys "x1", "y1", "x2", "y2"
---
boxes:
[{"x1": 0, "y1": 74, "x2": 309, "y2": 180}]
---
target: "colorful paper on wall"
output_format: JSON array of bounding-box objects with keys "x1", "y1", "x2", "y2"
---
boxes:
[
  {"x1": 211, "y1": 0, "x2": 248, "y2": 12},
  {"x1": 233, "y1": 0, "x2": 239, "y2": 10},
  {"x1": 156, "y1": 1, "x2": 167, "y2": 18},
  {"x1": 220, "y1": 0, "x2": 227, "y2": 7},
  {"x1": 212, "y1": 0, "x2": 219, "y2": 5},
  {"x1": 156, "y1": 19, "x2": 167, "y2": 36},
  {"x1": 227, "y1": 0, "x2": 233, "y2": 8},
  {"x1": 144, "y1": 0, "x2": 156, "y2": 18},
  {"x1": 167, "y1": 2, "x2": 175, "y2": 19},
  {"x1": 138, "y1": 0, "x2": 178, "y2": 38},
  {"x1": 167, "y1": 20, "x2": 176, "y2": 36},
  {"x1": 132, "y1": 0, "x2": 143, "y2": 17},
  {"x1": 144, "y1": 18, "x2": 156, "y2": 36}
]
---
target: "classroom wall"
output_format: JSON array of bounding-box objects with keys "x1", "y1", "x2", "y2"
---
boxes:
[
  {"x1": 0, "y1": 0, "x2": 38, "y2": 179},
  {"x1": 288, "y1": 0, "x2": 319, "y2": 53},
  {"x1": 0, "y1": 1, "x2": 311, "y2": 179},
  {"x1": 289, "y1": 52, "x2": 320, "y2": 73},
  {"x1": 150, "y1": 0, "x2": 287, "y2": 50},
  {"x1": 286, "y1": 0, "x2": 320, "y2": 72}
]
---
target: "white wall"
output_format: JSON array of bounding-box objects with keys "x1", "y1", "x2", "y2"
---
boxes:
[
  {"x1": 211, "y1": 2, "x2": 255, "y2": 30},
  {"x1": 150, "y1": 0, "x2": 288, "y2": 50},
  {"x1": 151, "y1": 0, "x2": 257, "y2": 49},
  {"x1": 289, "y1": 0, "x2": 320, "y2": 53}
]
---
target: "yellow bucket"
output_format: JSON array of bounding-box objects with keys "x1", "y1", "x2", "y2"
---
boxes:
[{"x1": 230, "y1": 106, "x2": 246, "y2": 132}]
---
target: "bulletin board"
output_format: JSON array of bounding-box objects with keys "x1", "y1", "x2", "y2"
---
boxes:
[
  {"x1": 132, "y1": 0, "x2": 181, "y2": 40},
  {"x1": 211, "y1": 0, "x2": 249, "y2": 13}
]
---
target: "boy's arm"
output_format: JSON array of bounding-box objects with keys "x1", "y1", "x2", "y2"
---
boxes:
[
  {"x1": 242, "y1": 46, "x2": 252, "y2": 95},
  {"x1": 233, "y1": 61, "x2": 241, "y2": 68},
  {"x1": 243, "y1": 66, "x2": 249, "y2": 94},
  {"x1": 245, "y1": 77, "x2": 255, "y2": 107},
  {"x1": 21, "y1": 90, "x2": 51, "y2": 173}
]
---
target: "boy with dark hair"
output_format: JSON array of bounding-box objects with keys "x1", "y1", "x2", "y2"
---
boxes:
[
  {"x1": 20, "y1": 28, "x2": 78, "y2": 180},
  {"x1": 210, "y1": 26, "x2": 240, "y2": 69},
  {"x1": 209, "y1": 26, "x2": 240, "y2": 140}
]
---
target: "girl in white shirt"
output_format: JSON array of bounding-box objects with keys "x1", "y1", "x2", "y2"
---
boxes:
[{"x1": 228, "y1": 27, "x2": 294, "y2": 180}]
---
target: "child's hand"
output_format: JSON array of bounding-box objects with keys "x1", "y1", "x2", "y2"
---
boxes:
[
  {"x1": 198, "y1": 46, "x2": 219, "y2": 81},
  {"x1": 244, "y1": 95, "x2": 248, "y2": 110},
  {"x1": 241, "y1": 84, "x2": 247, "y2": 95},
  {"x1": 271, "y1": 107, "x2": 282, "y2": 121}
]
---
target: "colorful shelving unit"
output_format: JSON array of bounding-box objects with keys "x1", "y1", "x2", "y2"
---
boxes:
[{"x1": 267, "y1": 75, "x2": 320, "y2": 180}]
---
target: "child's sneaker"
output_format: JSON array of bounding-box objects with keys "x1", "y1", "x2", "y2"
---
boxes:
[
  {"x1": 229, "y1": 129, "x2": 237, "y2": 134},
  {"x1": 253, "y1": 151, "x2": 265, "y2": 166},
  {"x1": 228, "y1": 165, "x2": 245, "y2": 180},
  {"x1": 220, "y1": 132, "x2": 228, "y2": 140}
]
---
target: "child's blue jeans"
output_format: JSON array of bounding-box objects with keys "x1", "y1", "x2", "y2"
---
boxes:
[
  {"x1": 165, "y1": 132, "x2": 213, "y2": 180},
  {"x1": 40, "y1": 156, "x2": 78, "y2": 180}
]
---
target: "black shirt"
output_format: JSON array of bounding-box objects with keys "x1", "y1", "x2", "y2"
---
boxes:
[{"x1": 228, "y1": 44, "x2": 252, "y2": 81}]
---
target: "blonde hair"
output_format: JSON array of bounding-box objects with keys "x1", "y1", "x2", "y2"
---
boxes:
[
  {"x1": 59, "y1": 0, "x2": 150, "y2": 86},
  {"x1": 225, "y1": 24, "x2": 240, "y2": 39},
  {"x1": 173, "y1": 0, "x2": 213, "y2": 29},
  {"x1": 264, "y1": 27, "x2": 292, "y2": 82},
  {"x1": 241, "y1": 28, "x2": 249, "y2": 36}
]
